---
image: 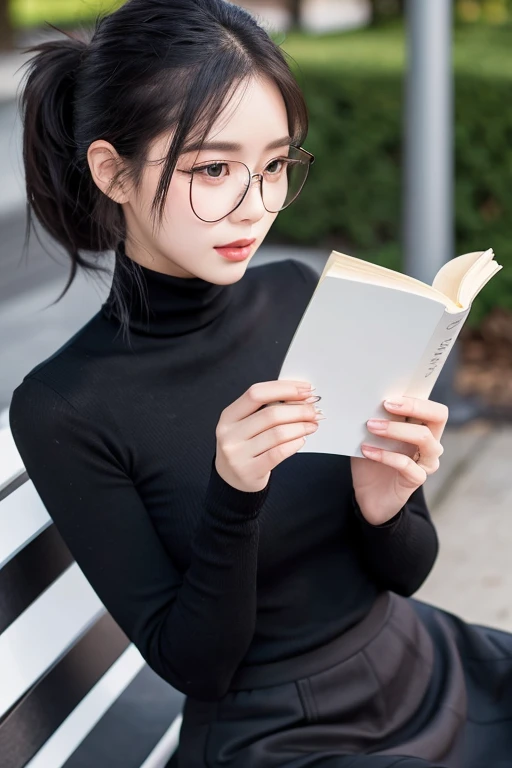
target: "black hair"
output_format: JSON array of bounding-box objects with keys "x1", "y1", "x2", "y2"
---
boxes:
[{"x1": 19, "y1": 0, "x2": 309, "y2": 344}]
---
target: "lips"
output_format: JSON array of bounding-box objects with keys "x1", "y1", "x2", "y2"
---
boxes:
[
  {"x1": 214, "y1": 239, "x2": 256, "y2": 262},
  {"x1": 215, "y1": 238, "x2": 255, "y2": 248}
]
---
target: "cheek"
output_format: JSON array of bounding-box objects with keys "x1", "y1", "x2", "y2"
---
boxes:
[
  {"x1": 263, "y1": 210, "x2": 279, "y2": 233},
  {"x1": 161, "y1": 177, "x2": 203, "y2": 236},
  {"x1": 158, "y1": 176, "x2": 213, "y2": 247},
  {"x1": 165, "y1": 175, "x2": 194, "y2": 219}
]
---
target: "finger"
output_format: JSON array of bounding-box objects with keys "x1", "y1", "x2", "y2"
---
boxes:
[
  {"x1": 403, "y1": 416, "x2": 445, "y2": 457},
  {"x1": 245, "y1": 401, "x2": 322, "y2": 443},
  {"x1": 252, "y1": 418, "x2": 319, "y2": 459},
  {"x1": 261, "y1": 395, "x2": 322, "y2": 409},
  {"x1": 360, "y1": 445, "x2": 429, "y2": 485},
  {"x1": 383, "y1": 396, "x2": 449, "y2": 441},
  {"x1": 366, "y1": 419, "x2": 444, "y2": 460},
  {"x1": 224, "y1": 381, "x2": 313, "y2": 423}
]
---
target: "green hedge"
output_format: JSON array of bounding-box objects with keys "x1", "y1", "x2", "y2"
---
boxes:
[{"x1": 274, "y1": 24, "x2": 512, "y2": 327}]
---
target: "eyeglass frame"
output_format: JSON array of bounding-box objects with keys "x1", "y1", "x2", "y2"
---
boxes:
[{"x1": 177, "y1": 145, "x2": 315, "y2": 223}]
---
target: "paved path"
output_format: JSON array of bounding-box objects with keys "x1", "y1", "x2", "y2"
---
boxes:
[
  {"x1": 417, "y1": 422, "x2": 512, "y2": 631},
  {"x1": 417, "y1": 420, "x2": 512, "y2": 632},
  {"x1": 0, "y1": 100, "x2": 25, "y2": 216}
]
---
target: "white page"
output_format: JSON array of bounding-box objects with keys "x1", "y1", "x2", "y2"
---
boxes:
[{"x1": 278, "y1": 276, "x2": 446, "y2": 458}]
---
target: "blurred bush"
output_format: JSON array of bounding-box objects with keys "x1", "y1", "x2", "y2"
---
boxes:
[
  {"x1": 369, "y1": 0, "x2": 512, "y2": 25},
  {"x1": 274, "y1": 22, "x2": 512, "y2": 327},
  {"x1": 10, "y1": 0, "x2": 124, "y2": 28},
  {"x1": 456, "y1": 0, "x2": 510, "y2": 24}
]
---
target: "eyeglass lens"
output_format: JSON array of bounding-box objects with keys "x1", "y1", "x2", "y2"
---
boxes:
[{"x1": 190, "y1": 146, "x2": 311, "y2": 222}]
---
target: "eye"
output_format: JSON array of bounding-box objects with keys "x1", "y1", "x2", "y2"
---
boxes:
[
  {"x1": 193, "y1": 162, "x2": 229, "y2": 179},
  {"x1": 264, "y1": 158, "x2": 286, "y2": 175}
]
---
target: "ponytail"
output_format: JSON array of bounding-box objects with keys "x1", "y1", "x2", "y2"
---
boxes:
[{"x1": 20, "y1": 24, "x2": 121, "y2": 304}]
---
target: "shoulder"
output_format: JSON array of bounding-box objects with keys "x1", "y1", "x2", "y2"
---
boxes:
[
  {"x1": 9, "y1": 374, "x2": 94, "y2": 444},
  {"x1": 9, "y1": 318, "x2": 114, "y2": 455},
  {"x1": 9, "y1": 375, "x2": 86, "y2": 471},
  {"x1": 286, "y1": 258, "x2": 321, "y2": 289},
  {"x1": 9, "y1": 372, "x2": 128, "y2": 480},
  {"x1": 248, "y1": 256, "x2": 320, "y2": 295},
  {"x1": 11, "y1": 311, "x2": 114, "y2": 418}
]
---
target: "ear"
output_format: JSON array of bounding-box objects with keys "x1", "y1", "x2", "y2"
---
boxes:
[{"x1": 87, "y1": 140, "x2": 130, "y2": 204}]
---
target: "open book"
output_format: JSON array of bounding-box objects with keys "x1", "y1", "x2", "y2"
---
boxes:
[{"x1": 278, "y1": 248, "x2": 502, "y2": 458}]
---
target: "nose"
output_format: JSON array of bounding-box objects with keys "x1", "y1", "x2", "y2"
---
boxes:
[{"x1": 228, "y1": 173, "x2": 266, "y2": 224}]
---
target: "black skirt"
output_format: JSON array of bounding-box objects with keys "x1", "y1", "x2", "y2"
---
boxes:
[{"x1": 177, "y1": 591, "x2": 512, "y2": 767}]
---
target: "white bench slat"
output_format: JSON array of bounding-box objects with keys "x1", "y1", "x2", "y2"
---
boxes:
[
  {"x1": 23, "y1": 644, "x2": 145, "y2": 768},
  {"x1": 0, "y1": 424, "x2": 183, "y2": 766},
  {"x1": 0, "y1": 563, "x2": 104, "y2": 717},
  {"x1": 139, "y1": 716, "x2": 182, "y2": 768},
  {"x1": 0, "y1": 426, "x2": 25, "y2": 495},
  {"x1": 0, "y1": 480, "x2": 51, "y2": 569}
]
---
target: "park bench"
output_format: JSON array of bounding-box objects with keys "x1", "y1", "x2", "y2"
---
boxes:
[{"x1": 0, "y1": 425, "x2": 184, "y2": 768}]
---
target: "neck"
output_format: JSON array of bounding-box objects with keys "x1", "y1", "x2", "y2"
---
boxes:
[{"x1": 101, "y1": 241, "x2": 235, "y2": 338}]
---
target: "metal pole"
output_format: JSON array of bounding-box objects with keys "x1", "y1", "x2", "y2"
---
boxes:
[{"x1": 403, "y1": 0, "x2": 482, "y2": 423}]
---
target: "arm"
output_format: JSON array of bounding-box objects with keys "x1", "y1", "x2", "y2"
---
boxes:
[
  {"x1": 9, "y1": 377, "x2": 269, "y2": 701},
  {"x1": 351, "y1": 484, "x2": 439, "y2": 596}
]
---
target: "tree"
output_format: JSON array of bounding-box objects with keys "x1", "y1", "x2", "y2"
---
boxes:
[
  {"x1": 0, "y1": 0, "x2": 15, "y2": 51},
  {"x1": 368, "y1": 0, "x2": 405, "y2": 23},
  {"x1": 288, "y1": 0, "x2": 302, "y2": 28}
]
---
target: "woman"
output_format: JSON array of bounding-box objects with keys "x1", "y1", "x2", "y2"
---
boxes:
[{"x1": 8, "y1": 1, "x2": 512, "y2": 766}]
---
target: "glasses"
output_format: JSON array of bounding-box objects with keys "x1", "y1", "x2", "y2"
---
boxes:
[{"x1": 177, "y1": 145, "x2": 315, "y2": 223}]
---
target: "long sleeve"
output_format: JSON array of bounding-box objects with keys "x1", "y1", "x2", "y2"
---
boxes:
[
  {"x1": 9, "y1": 376, "x2": 270, "y2": 701},
  {"x1": 351, "y1": 484, "x2": 439, "y2": 596}
]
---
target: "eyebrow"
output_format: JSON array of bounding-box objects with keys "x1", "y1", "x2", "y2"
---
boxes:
[{"x1": 184, "y1": 135, "x2": 293, "y2": 153}]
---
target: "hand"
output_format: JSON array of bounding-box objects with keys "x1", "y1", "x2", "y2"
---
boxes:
[
  {"x1": 350, "y1": 396, "x2": 448, "y2": 525},
  {"x1": 215, "y1": 380, "x2": 323, "y2": 492}
]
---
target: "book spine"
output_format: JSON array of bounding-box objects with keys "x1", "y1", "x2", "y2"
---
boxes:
[{"x1": 404, "y1": 306, "x2": 470, "y2": 400}]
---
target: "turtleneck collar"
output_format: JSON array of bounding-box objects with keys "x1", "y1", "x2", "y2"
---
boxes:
[{"x1": 101, "y1": 241, "x2": 235, "y2": 337}]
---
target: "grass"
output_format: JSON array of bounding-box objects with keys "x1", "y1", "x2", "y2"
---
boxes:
[
  {"x1": 10, "y1": 0, "x2": 124, "y2": 29},
  {"x1": 279, "y1": 21, "x2": 512, "y2": 80},
  {"x1": 280, "y1": 24, "x2": 406, "y2": 75}
]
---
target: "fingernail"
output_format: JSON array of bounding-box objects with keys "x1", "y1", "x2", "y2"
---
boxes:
[
  {"x1": 298, "y1": 386, "x2": 316, "y2": 394},
  {"x1": 304, "y1": 395, "x2": 321, "y2": 404},
  {"x1": 384, "y1": 400, "x2": 403, "y2": 409},
  {"x1": 367, "y1": 419, "x2": 386, "y2": 428}
]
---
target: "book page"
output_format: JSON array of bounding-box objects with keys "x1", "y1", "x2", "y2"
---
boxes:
[
  {"x1": 328, "y1": 248, "x2": 501, "y2": 311},
  {"x1": 278, "y1": 275, "x2": 446, "y2": 458},
  {"x1": 329, "y1": 250, "x2": 463, "y2": 311},
  {"x1": 328, "y1": 262, "x2": 460, "y2": 312}
]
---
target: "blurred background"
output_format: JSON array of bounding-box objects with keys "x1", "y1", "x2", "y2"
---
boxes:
[{"x1": 1, "y1": 0, "x2": 512, "y2": 628}]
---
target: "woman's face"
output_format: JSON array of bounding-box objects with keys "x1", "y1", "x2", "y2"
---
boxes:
[{"x1": 119, "y1": 75, "x2": 291, "y2": 281}]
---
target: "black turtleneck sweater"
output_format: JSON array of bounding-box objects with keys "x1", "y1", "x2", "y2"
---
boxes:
[{"x1": 9, "y1": 243, "x2": 438, "y2": 701}]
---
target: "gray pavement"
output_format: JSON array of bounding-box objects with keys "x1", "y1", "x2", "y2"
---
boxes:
[
  {"x1": 0, "y1": 49, "x2": 29, "y2": 105},
  {"x1": 0, "y1": 44, "x2": 511, "y2": 635},
  {"x1": 416, "y1": 420, "x2": 512, "y2": 632}
]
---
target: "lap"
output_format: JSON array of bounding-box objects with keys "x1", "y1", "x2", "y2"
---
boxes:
[
  {"x1": 299, "y1": 757, "x2": 448, "y2": 767},
  {"x1": 179, "y1": 595, "x2": 512, "y2": 768},
  {"x1": 410, "y1": 598, "x2": 512, "y2": 765}
]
